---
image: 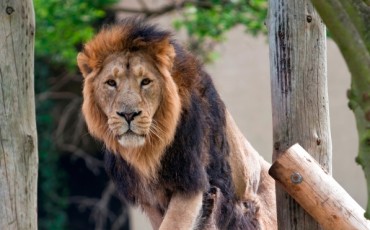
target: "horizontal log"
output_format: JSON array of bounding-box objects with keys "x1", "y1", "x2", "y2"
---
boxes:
[{"x1": 269, "y1": 143, "x2": 370, "y2": 230}]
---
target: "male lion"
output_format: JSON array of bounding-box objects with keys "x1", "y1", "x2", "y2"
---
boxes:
[{"x1": 77, "y1": 18, "x2": 276, "y2": 230}]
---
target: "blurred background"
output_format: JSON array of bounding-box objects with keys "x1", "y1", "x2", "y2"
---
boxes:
[{"x1": 34, "y1": 0, "x2": 365, "y2": 229}]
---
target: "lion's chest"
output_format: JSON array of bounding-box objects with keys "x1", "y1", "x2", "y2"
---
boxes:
[{"x1": 104, "y1": 151, "x2": 174, "y2": 209}]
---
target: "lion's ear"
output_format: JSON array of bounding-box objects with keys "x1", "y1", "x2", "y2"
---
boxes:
[{"x1": 77, "y1": 52, "x2": 93, "y2": 77}]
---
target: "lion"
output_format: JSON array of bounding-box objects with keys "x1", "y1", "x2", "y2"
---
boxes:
[{"x1": 77, "y1": 18, "x2": 277, "y2": 230}]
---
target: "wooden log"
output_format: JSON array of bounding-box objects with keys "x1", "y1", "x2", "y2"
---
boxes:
[
  {"x1": 268, "y1": 0, "x2": 331, "y2": 228},
  {"x1": 269, "y1": 144, "x2": 370, "y2": 230},
  {"x1": 0, "y1": 1, "x2": 38, "y2": 229}
]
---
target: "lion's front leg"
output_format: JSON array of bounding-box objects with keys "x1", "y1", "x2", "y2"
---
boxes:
[{"x1": 159, "y1": 191, "x2": 203, "y2": 230}]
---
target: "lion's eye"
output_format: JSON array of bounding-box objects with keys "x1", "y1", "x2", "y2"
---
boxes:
[
  {"x1": 106, "y1": 79, "x2": 117, "y2": 87},
  {"x1": 141, "y1": 78, "x2": 152, "y2": 86}
]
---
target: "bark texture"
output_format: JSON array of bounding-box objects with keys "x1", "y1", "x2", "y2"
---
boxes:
[
  {"x1": 309, "y1": 0, "x2": 370, "y2": 219},
  {"x1": 0, "y1": 0, "x2": 38, "y2": 229},
  {"x1": 268, "y1": 0, "x2": 331, "y2": 229},
  {"x1": 270, "y1": 144, "x2": 370, "y2": 230}
]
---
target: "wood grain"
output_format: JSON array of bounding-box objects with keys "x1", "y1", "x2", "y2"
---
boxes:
[
  {"x1": 269, "y1": 144, "x2": 370, "y2": 230},
  {"x1": 268, "y1": 0, "x2": 331, "y2": 228},
  {"x1": 0, "y1": 1, "x2": 38, "y2": 229}
]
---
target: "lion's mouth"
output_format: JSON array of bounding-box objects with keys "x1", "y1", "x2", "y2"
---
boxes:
[
  {"x1": 117, "y1": 129, "x2": 146, "y2": 138},
  {"x1": 116, "y1": 129, "x2": 146, "y2": 148}
]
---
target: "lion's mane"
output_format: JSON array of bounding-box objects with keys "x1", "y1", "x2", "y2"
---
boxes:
[
  {"x1": 77, "y1": 19, "x2": 184, "y2": 178},
  {"x1": 78, "y1": 18, "x2": 276, "y2": 229}
]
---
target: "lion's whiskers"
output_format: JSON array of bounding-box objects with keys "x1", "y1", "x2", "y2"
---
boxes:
[
  {"x1": 149, "y1": 121, "x2": 164, "y2": 143},
  {"x1": 149, "y1": 126, "x2": 162, "y2": 142}
]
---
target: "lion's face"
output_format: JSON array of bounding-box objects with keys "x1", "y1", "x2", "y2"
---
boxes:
[
  {"x1": 93, "y1": 53, "x2": 163, "y2": 148},
  {"x1": 78, "y1": 22, "x2": 182, "y2": 176}
]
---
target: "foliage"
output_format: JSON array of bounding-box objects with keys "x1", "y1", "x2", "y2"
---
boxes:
[
  {"x1": 175, "y1": 0, "x2": 267, "y2": 41},
  {"x1": 36, "y1": 61, "x2": 68, "y2": 230},
  {"x1": 34, "y1": 0, "x2": 118, "y2": 229},
  {"x1": 34, "y1": 0, "x2": 117, "y2": 68},
  {"x1": 170, "y1": 0, "x2": 267, "y2": 61}
]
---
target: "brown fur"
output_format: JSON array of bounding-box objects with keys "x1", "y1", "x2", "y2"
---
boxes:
[
  {"x1": 77, "y1": 24, "x2": 181, "y2": 179},
  {"x1": 78, "y1": 19, "x2": 277, "y2": 229}
]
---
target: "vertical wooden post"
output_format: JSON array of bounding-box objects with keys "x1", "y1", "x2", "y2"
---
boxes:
[
  {"x1": 0, "y1": 0, "x2": 38, "y2": 229},
  {"x1": 309, "y1": 0, "x2": 370, "y2": 219},
  {"x1": 268, "y1": 0, "x2": 331, "y2": 229}
]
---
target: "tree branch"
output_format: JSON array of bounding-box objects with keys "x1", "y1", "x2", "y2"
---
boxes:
[
  {"x1": 310, "y1": 0, "x2": 370, "y2": 91},
  {"x1": 60, "y1": 143, "x2": 104, "y2": 175},
  {"x1": 68, "y1": 181, "x2": 126, "y2": 229},
  {"x1": 137, "y1": 0, "x2": 149, "y2": 12},
  {"x1": 310, "y1": 0, "x2": 370, "y2": 218},
  {"x1": 111, "y1": 207, "x2": 128, "y2": 230},
  {"x1": 91, "y1": 182, "x2": 117, "y2": 230},
  {"x1": 112, "y1": 0, "x2": 212, "y2": 18},
  {"x1": 113, "y1": 1, "x2": 186, "y2": 17}
]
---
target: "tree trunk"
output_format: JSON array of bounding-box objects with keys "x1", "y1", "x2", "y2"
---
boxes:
[
  {"x1": 268, "y1": 0, "x2": 331, "y2": 229},
  {"x1": 0, "y1": 1, "x2": 38, "y2": 229},
  {"x1": 309, "y1": 0, "x2": 370, "y2": 219}
]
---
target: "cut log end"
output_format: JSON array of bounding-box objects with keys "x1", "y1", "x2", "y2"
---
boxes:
[{"x1": 269, "y1": 144, "x2": 370, "y2": 230}]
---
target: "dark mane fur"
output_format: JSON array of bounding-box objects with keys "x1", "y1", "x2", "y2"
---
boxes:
[{"x1": 102, "y1": 19, "x2": 261, "y2": 229}]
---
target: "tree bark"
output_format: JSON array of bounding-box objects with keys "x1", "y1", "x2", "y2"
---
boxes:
[
  {"x1": 0, "y1": 0, "x2": 38, "y2": 229},
  {"x1": 309, "y1": 0, "x2": 370, "y2": 219},
  {"x1": 268, "y1": 0, "x2": 331, "y2": 229}
]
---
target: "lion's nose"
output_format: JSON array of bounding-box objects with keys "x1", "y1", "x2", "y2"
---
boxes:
[{"x1": 116, "y1": 111, "x2": 142, "y2": 123}]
